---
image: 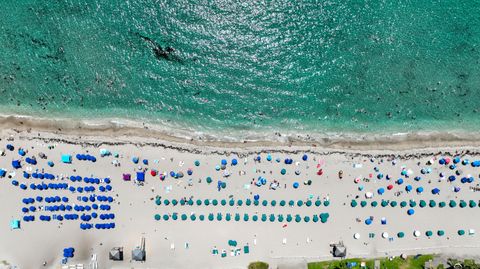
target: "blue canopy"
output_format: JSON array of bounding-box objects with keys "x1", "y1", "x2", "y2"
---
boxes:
[
  {"x1": 143, "y1": 159, "x2": 148, "y2": 165},
  {"x1": 432, "y1": 188, "x2": 440, "y2": 194},
  {"x1": 377, "y1": 188, "x2": 385, "y2": 195},
  {"x1": 266, "y1": 154, "x2": 272, "y2": 161},
  {"x1": 471, "y1": 161, "x2": 480, "y2": 167},
  {"x1": 416, "y1": 187, "x2": 424, "y2": 193},
  {"x1": 449, "y1": 175, "x2": 456, "y2": 182},
  {"x1": 397, "y1": 178, "x2": 404, "y2": 185},
  {"x1": 365, "y1": 218, "x2": 372, "y2": 225},
  {"x1": 293, "y1": 182, "x2": 299, "y2": 189},
  {"x1": 136, "y1": 172, "x2": 145, "y2": 181},
  {"x1": 407, "y1": 209, "x2": 415, "y2": 215},
  {"x1": 221, "y1": 159, "x2": 227, "y2": 165},
  {"x1": 405, "y1": 185, "x2": 412, "y2": 192},
  {"x1": 12, "y1": 160, "x2": 21, "y2": 169},
  {"x1": 132, "y1": 157, "x2": 139, "y2": 163},
  {"x1": 18, "y1": 149, "x2": 25, "y2": 156},
  {"x1": 302, "y1": 154, "x2": 308, "y2": 161},
  {"x1": 232, "y1": 159, "x2": 238, "y2": 165}
]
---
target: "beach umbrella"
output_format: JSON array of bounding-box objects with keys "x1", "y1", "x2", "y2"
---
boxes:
[
  {"x1": 409, "y1": 200, "x2": 417, "y2": 207},
  {"x1": 164, "y1": 199, "x2": 170, "y2": 206},
  {"x1": 419, "y1": 200, "x2": 426, "y2": 208},
  {"x1": 229, "y1": 199, "x2": 235, "y2": 206},
  {"x1": 306, "y1": 200, "x2": 312, "y2": 207},
  {"x1": 280, "y1": 168, "x2": 286, "y2": 175},
  {"x1": 407, "y1": 209, "x2": 415, "y2": 215},
  {"x1": 196, "y1": 199, "x2": 202, "y2": 206},
  {"x1": 288, "y1": 200, "x2": 295, "y2": 206},
  {"x1": 382, "y1": 232, "x2": 389, "y2": 239},
  {"x1": 304, "y1": 216, "x2": 310, "y2": 222},
  {"x1": 286, "y1": 214, "x2": 292, "y2": 222},
  {"x1": 231, "y1": 159, "x2": 238, "y2": 165},
  {"x1": 397, "y1": 232, "x2": 405, "y2": 238},
  {"x1": 271, "y1": 200, "x2": 276, "y2": 206},
  {"x1": 449, "y1": 200, "x2": 457, "y2": 207},
  {"x1": 458, "y1": 230, "x2": 465, "y2": 236},
  {"x1": 406, "y1": 185, "x2": 413, "y2": 192},
  {"x1": 371, "y1": 201, "x2": 378, "y2": 207},
  {"x1": 237, "y1": 200, "x2": 243, "y2": 206},
  {"x1": 429, "y1": 200, "x2": 436, "y2": 207},
  {"x1": 320, "y1": 213, "x2": 329, "y2": 223},
  {"x1": 426, "y1": 230, "x2": 433, "y2": 237},
  {"x1": 312, "y1": 215, "x2": 319, "y2": 223},
  {"x1": 204, "y1": 199, "x2": 210, "y2": 206},
  {"x1": 191, "y1": 214, "x2": 197, "y2": 221},
  {"x1": 262, "y1": 200, "x2": 268, "y2": 206},
  {"x1": 324, "y1": 201, "x2": 330, "y2": 207},
  {"x1": 381, "y1": 200, "x2": 389, "y2": 207},
  {"x1": 377, "y1": 188, "x2": 385, "y2": 195},
  {"x1": 212, "y1": 199, "x2": 218, "y2": 206},
  {"x1": 353, "y1": 233, "x2": 360, "y2": 239},
  {"x1": 216, "y1": 213, "x2": 222, "y2": 221},
  {"x1": 254, "y1": 200, "x2": 259, "y2": 206},
  {"x1": 351, "y1": 200, "x2": 358, "y2": 207},
  {"x1": 225, "y1": 214, "x2": 231, "y2": 221},
  {"x1": 470, "y1": 200, "x2": 477, "y2": 208},
  {"x1": 397, "y1": 178, "x2": 404, "y2": 185},
  {"x1": 172, "y1": 199, "x2": 178, "y2": 206},
  {"x1": 245, "y1": 199, "x2": 252, "y2": 206},
  {"x1": 390, "y1": 201, "x2": 397, "y2": 207},
  {"x1": 199, "y1": 215, "x2": 205, "y2": 221},
  {"x1": 163, "y1": 214, "x2": 169, "y2": 221},
  {"x1": 194, "y1": 160, "x2": 200, "y2": 166},
  {"x1": 365, "y1": 218, "x2": 372, "y2": 225},
  {"x1": 439, "y1": 201, "x2": 446, "y2": 208},
  {"x1": 462, "y1": 159, "x2": 470, "y2": 165},
  {"x1": 365, "y1": 192, "x2": 373, "y2": 198},
  {"x1": 414, "y1": 230, "x2": 421, "y2": 237},
  {"x1": 297, "y1": 200, "x2": 304, "y2": 207},
  {"x1": 208, "y1": 214, "x2": 214, "y2": 221},
  {"x1": 315, "y1": 200, "x2": 321, "y2": 206},
  {"x1": 460, "y1": 200, "x2": 467, "y2": 208},
  {"x1": 293, "y1": 182, "x2": 299, "y2": 189},
  {"x1": 432, "y1": 188, "x2": 440, "y2": 195},
  {"x1": 154, "y1": 214, "x2": 161, "y2": 221},
  {"x1": 254, "y1": 194, "x2": 260, "y2": 201},
  {"x1": 387, "y1": 185, "x2": 393, "y2": 190},
  {"x1": 280, "y1": 200, "x2": 286, "y2": 206},
  {"x1": 172, "y1": 213, "x2": 178, "y2": 220},
  {"x1": 252, "y1": 215, "x2": 258, "y2": 222},
  {"x1": 261, "y1": 214, "x2": 267, "y2": 222},
  {"x1": 361, "y1": 201, "x2": 367, "y2": 207},
  {"x1": 454, "y1": 186, "x2": 461, "y2": 192},
  {"x1": 416, "y1": 187, "x2": 424, "y2": 193},
  {"x1": 295, "y1": 215, "x2": 301, "y2": 223},
  {"x1": 269, "y1": 214, "x2": 275, "y2": 222},
  {"x1": 438, "y1": 230, "x2": 445, "y2": 236},
  {"x1": 243, "y1": 214, "x2": 249, "y2": 221}
]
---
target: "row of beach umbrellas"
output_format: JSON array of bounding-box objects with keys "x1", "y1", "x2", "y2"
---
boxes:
[
  {"x1": 155, "y1": 198, "x2": 329, "y2": 207},
  {"x1": 154, "y1": 212, "x2": 330, "y2": 223}
]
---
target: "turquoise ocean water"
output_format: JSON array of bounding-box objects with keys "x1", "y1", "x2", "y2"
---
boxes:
[{"x1": 1, "y1": 1, "x2": 480, "y2": 140}]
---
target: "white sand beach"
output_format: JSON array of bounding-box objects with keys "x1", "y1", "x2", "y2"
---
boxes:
[{"x1": 1, "y1": 127, "x2": 480, "y2": 269}]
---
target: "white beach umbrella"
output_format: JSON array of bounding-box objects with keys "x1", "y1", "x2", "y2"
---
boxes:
[
  {"x1": 382, "y1": 232, "x2": 389, "y2": 239},
  {"x1": 414, "y1": 230, "x2": 421, "y2": 237},
  {"x1": 353, "y1": 233, "x2": 360, "y2": 239},
  {"x1": 407, "y1": 169, "x2": 413, "y2": 176},
  {"x1": 365, "y1": 192, "x2": 373, "y2": 199}
]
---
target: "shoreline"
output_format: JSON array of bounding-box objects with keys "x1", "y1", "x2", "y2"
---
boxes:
[{"x1": 2, "y1": 114, "x2": 480, "y2": 152}]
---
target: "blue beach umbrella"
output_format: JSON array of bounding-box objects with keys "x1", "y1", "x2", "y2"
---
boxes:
[
  {"x1": 231, "y1": 159, "x2": 238, "y2": 165},
  {"x1": 377, "y1": 188, "x2": 385, "y2": 195},
  {"x1": 221, "y1": 159, "x2": 227, "y2": 165},
  {"x1": 293, "y1": 182, "x2": 299, "y2": 189},
  {"x1": 407, "y1": 209, "x2": 415, "y2": 215},
  {"x1": 432, "y1": 188, "x2": 440, "y2": 195},
  {"x1": 302, "y1": 154, "x2": 308, "y2": 161},
  {"x1": 416, "y1": 187, "x2": 424, "y2": 193},
  {"x1": 365, "y1": 218, "x2": 372, "y2": 225},
  {"x1": 405, "y1": 185, "x2": 412, "y2": 192},
  {"x1": 397, "y1": 178, "x2": 404, "y2": 185}
]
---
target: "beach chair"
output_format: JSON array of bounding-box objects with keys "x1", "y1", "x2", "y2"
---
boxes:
[
  {"x1": 243, "y1": 245, "x2": 250, "y2": 254},
  {"x1": 221, "y1": 250, "x2": 227, "y2": 258}
]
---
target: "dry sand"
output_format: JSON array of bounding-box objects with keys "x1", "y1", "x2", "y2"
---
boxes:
[{"x1": 1, "y1": 128, "x2": 480, "y2": 269}]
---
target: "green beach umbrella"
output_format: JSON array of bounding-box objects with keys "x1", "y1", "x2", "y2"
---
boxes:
[
  {"x1": 188, "y1": 199, "x2": 194, "y2": 206},
  {"x1": 154, "y1": 214, "x2": 161, "y2": 221},
  {"x1": 164, "y1": 199, "x2": 170, "y2": 206},
  {"x1": 400, "y1": 201, "x2": 407, "y2": 208},
  {"x1": 280, "y1": 200, "x2": 286, "y2": 206},
  {"x1": 262, "y1": 200, "x2": 268, "y2": 206},
  {"x1": 217, "y1": 213, "x2": 222, "y2": 221},
  {"x1": 261, "y1": 214, "x2": 267, "y2": 222},
  {"x1": 221, "y1": 199, "x2": 227, "y2": 206},
  {"x1": 361, "y1": 201, "x2": 367, "y2": 207},
  {"x1": 206, "y1": 177, "x2": 212, "y2": 184},
  {"x1": 172, "y1": 199, "x2": 178, "y2": 206},
  {"x1": 381, "y1": 200, "x2": 388, "y2": 207},
  {"x1": 243, "y1": 214, "x2": 249, "y2": 221},
  {"x1": 163, "y1": 214, "x2": 169, "y2": 221},
  {"x1": 320, "y1": 213, "x2": 329, "y2": 223},
  {"x1": 295, "y1": 215, "x2": 301, "y2": 223},
  {"x1": 204, "y1": 199, "x2": 210, "y2": 206},
  {"x1": 208, "y1": 213, "x2": 214, "y2": 221},
  {"x1": 324, "y1": 200, "x2": 330, "y2": 207},
  {"x1": 306, "y1": 200, "x2": 312, "y2": 207},
  {"x1": 229, "y1": 199, "x2": 235, "y2": 206},
  {"x1": 286, "y1": 214, "x2": 293, "y2": 222},
  {"x1": 212, "y1": 199, "x2": 218, "y2": 206},
  {"x1": 199, "y1": 215, "x2": 205, "y2": 221},
  {"x1": 269, "y1": 214, "x2": 275, "y2": 222},
  {"x1": 181, "y1": 214, "x2": 187, "y2": 221},
  {"x1": 281, "y1": 168, "x2": 286, "y2": 175},
  {"x1": 449, "y1": 200, "x2": 457, "y2": 207},
  {"x1": 196, "y1": 199, "x2": 202, "y2": 206},
  {"x1": 390, "y1": 201, "x2": 397, "y2": 207},
  {"x1": 371, "y1": 201, "x2": 378, "y2": 207},
  {"x1": 235, "y1": 213, "x2": 240, "y2": 221},
  {"x1": 226, "y1": 213, "x2": 231, "y2": 221},
  {"x1": 426, "y1": 230, "x2": 433, "y2": 237},
  {"x1": 460, "y1": 200, "x2": 467, "y2": 208},
  {"x1": 194, "y1": 160, "x2": 200, "y2": 166},
  {"x1": 254, "y1": 200, "x2": 259, "y2": 206},
  {"x1": 439, "y1": 201, "x2": 446, "y2": 208},
  {"x1": 252, "y1": 215, "x2": 258, "y2": 222},
  {"x1": 315, "y1": 200, "x2": 321, "y2": 206},
  {"x1": 419, "y1": 200, "x2": 427, "y2": 208},
  {"x1": 458, "y1": 229, "x2": 465, "y2": 236},
  {"x1": 397, "y1": 232, "x2": 405, "y2": 238},
  {"x1": 190, "y1": 214, "x2": 196, "y2": 221},
  {"x1": 237, "y1": 200, "x2": 243, "y2": 206},
  {"x1": 409, "y1": 200, "x2": 416, "y2": 207},
  {"x1": 271, "y1": 200, "x2": 277, "y2": 207},
  {"x1": 155, "y1": 198, "x2": 161, "y2": 205},
  {"x1": 313, "y1": 215, "x2": 319, "y2": 222},
  {"x1": 289, "y1": 200, "x2": 295, "y2": 206},
  {"x1": 429, "y1": 200, "x2": 436, "y2": 207},
  {"x1": 180, "y1": 199, "x2": 185, "y2": 206},
  {"x1": 278, "y1": 214, "x2": 284, "y2": 222},
  {"x1": 351, "y1": 200, "x2": 358, "y2": 207},
  {"x1": 437, "y1": 230, "x2": 445, "y2": 236},
  {"x1": 221, "y1": 182, "x2": 226, "y2": 189},
  {"x1": 246, "y1": 199, "x2": 252, "y2": 206},
  {"x1": 172, "y1": 213, "x2": 178, "y2": 220},
  {"x1": 297, "y1": 200, "x2": 304, "y2": 207},
  {"x1": 469, "y1": 200, "x2": 477, "y2": 208},
  {"x1": 304, "y1": 216, "x2": 310, "y2": 222}
]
